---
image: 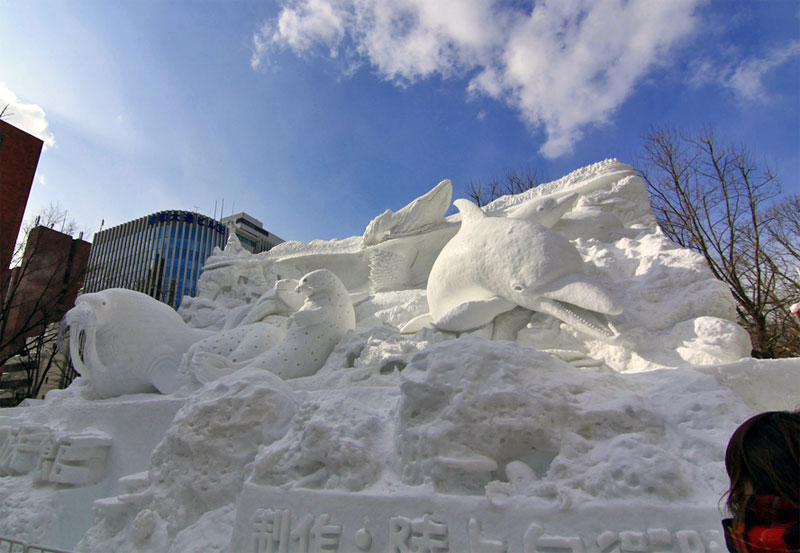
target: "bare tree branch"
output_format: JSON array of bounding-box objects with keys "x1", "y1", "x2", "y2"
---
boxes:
[
  {"x1": 465, "y1": 167, "x2": 544, "y2": 206},
  {"x1": 636, "y1": 126, "x2": 798, "y2": 358},
  {"x1": 1, "y1": 205, "x2": 87, "y2": 404}
]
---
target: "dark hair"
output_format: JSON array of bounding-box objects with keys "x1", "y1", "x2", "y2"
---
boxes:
[{"x1": 723, "y1": 410, "x2": 800, "y2": 522}]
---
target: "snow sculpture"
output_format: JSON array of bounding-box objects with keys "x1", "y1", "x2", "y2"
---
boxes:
[
  {"x1": 190, "y1": 269, "x2": 355, "y2": 381},
  {"x1": 425, "y1": 198, "x2": 622, "y2": 336},
  {"x1": 181, "y1": 279, "x2": 304, "y2": 379},
  {"x1": 505, "y1": 191, "x2": 577, "y2": 227},
  {"x1": 362, "y1": 179, "x2": 452, "y2": 246},
  {"x1": 35, "y1": 430, "x2": 112, "y2": 486},
  {"x1": 61, "y1": 288, "x2": 214, "y2": 398},
  {"x1": 0, "y1": 159, "x2": 774, "y2": 552},
  {"x1": 248, "y1": 392, "x2": 387, "y2": 491},
  {"x1": 0, "y1": 424, "x2": 111, "y2": 486},
  {"x1": 238, "y1": 278, "x2": 305, "y2": 326},
  {"x1": 80, "y1": 368, "x2": 296, "y2": 553},
  {"x1": 0, "y1": 424, "x2": 52, "y2": 475}
]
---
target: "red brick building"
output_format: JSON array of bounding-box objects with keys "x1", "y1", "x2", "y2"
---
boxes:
[
  {"x1": 0, "y1": 119, "x2": 44, "y2": 278},
  {"x1": 0, "y1": 225, "x2": 91, "y2": 367}
]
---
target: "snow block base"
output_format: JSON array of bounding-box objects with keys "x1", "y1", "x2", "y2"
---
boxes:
[{"x1": 231, "y1": 482, "x2": 727, "y2": 553}]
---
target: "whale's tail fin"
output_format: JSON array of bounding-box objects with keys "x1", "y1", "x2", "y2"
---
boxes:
[{"x1": 453, "y1": 199, "x2": 485, "y2": 221}]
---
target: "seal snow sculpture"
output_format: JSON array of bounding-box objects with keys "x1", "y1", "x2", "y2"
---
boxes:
[
  {"x1": 426, "y1": 199, "x2": 622, "y2": 338},
  {"x1": 61, "y1": 289, "x2": 213, "y2": 398},
  {"x1": 182, "y1": 279, "x2": 304, "y2": 376},
  {"x1": 192, "y1": 269, "x2": 355, "y2": 381}
]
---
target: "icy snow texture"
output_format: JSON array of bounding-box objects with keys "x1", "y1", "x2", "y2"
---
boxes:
[
  {"x1": 77, "y1": 369, "x2": 296, "y2": 553},
  {"x1": 248, "y1": 389, "x2": 390, "y2": 492},
  {"x1": 0, "y1": 159, "x2": 790, "y2": 553}
]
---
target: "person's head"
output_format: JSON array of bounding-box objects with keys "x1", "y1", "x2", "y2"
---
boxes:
[{"x1": 724, "y1": 410, "x2": 800, "y2": 521}]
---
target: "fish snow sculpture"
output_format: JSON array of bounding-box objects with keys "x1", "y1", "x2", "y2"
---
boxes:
[
  {"x1": 60, "y1": 289, "x2": 214, "y2": 398},
  {"x1": 425, "y1": 199, "x2": 622, "y2": 339}
]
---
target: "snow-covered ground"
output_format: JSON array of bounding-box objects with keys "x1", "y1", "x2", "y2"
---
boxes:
[{"x1": 0, "y1": 160, "x2": 796, "y2": 553}]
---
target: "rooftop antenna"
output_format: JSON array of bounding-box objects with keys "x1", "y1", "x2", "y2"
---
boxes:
[
  {"x1": 214, "y1": 200, "x2": 217, "y2": 221},
  {"x1": 231, "y1": 200, "x2": 235, "y2": 216},
  {"x1": 220, "y1": 198, "x2": 224, "y2": 221}
]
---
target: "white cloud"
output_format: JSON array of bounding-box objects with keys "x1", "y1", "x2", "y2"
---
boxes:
[
  {"x1": 726, "y1": 41, "x2": 800, "y2": 102},
  {"x1": 0, "y1": 82, "x2": 56, "y2": 149},
  {"x1": 689, "y1": 41, "x2": 800, "y2": 103},
  {"x1": 252, "y1": 0, "x2": 704, "y2": 157}
]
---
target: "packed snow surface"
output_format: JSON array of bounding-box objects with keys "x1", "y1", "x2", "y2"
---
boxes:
[{"x1": 0, "y1": 159, "x2": 796, "y2": 553}]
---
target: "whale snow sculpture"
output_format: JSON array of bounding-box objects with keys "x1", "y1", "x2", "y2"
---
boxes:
[
  {"x1": 362, "y1": 179, "x2": 452, "y2": 246},
  {"x1": 61, "y1": 289, "x2": 214, "y2": 398},
  {"x1": 426, "y1": 199, "x2": 622, "y2": 338},
  {"x1": 192, "y1": 269, "x2": 355, "y2": 381}
]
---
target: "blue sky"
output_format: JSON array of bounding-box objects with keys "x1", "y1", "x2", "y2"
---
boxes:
[{"x1": 1, "y1": 0, "x2": 798, "y2": 243}]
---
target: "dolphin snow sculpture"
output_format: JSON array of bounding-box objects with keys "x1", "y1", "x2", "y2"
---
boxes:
[{"x1": 425, "y1": 199, "x2": 622, "y2": 339}]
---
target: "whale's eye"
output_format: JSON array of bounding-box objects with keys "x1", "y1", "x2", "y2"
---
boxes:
[{"x1": 512, "y1": 284, "x2": 524, "y2": 292}]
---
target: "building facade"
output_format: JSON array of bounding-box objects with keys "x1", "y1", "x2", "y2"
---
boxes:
[
  {"x1": 1, "y1": 225, "x2": 91, "y2": 367},
  {"x1": 84, "y1": 210, "x2": 228, "y2": 309},
  {"x1": 0, "y1": 119, "x2": 44, "y2": 277},
  {"x1": 221, "y1": 212, "x2": 284, "y2": 254}
]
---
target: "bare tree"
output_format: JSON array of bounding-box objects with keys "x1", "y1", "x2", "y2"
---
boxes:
[
  {"x1": 465, "y1": 166, "x2": 544, "y2": 206},
  {"x1": 0, "y1": 206, "x2": 87, "y2": 404},
  {"x1": 3, "y1": 323, "x2": 78, "y2": 404},
  {"x1": 10, "y1": 203, "x2": 80, "y2": 267},
  {"x1": 636, "y1": 127, "x2": 800, "y2": 358}
]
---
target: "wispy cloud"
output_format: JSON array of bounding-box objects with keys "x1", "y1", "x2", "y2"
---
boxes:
[
  {"x1": 251, "y1": 0, "x2": 703, "y2": 157},
  {"x1": 0, "y1": 83, "x2": 56, "y2": 149},
  {"x1": 691, "y1": 41, "x2": 800, "y2": 103},
  {"x1": 727, "y1": 41, "x2": 800, "y2": 101}
]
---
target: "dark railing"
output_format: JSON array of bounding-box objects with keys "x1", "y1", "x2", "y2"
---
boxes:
[{"x1": 0, "y1": 535, "x2": 74, "y2": 553}]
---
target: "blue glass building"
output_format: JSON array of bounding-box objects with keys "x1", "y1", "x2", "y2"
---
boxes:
[{"x1": 83, "y1": 210, "x2": 228, "y2": 309}]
